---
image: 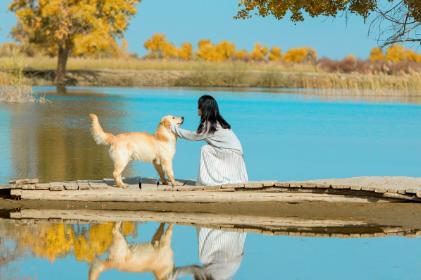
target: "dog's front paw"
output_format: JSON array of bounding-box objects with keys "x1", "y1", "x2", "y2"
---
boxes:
[
  {"x1": 115, "y1": 184, "x2": 128, "y2": 189},
  {"x1": 171, "y1": 180, "x2": 184, "y2": 187}
]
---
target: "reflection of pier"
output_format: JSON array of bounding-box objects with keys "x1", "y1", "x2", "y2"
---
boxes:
[
  {"x1": 3, "y1": 176, "x2": 421, "y2": 203},
  {"x1": 2, "y1": 176, "x2": 421, "y2": 238},
  {"x1": 8, "y1": 209, "x2": 421, "y2": 238}
]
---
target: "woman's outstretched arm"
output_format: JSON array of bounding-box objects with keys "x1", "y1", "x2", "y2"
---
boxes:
[{"x1": 171, "y1": 125, "x2": 207, "y2": 141}]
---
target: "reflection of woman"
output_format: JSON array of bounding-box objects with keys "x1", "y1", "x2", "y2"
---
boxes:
[
  {"x1": 171, "y1": 228, "x2": 246, "y2": 280},
  {"x1": 171, "y1": 95, "x2": 248, "y2": 186},
  {"x1": 197, "y1": 228, "x2": 246, "y2": 279}
]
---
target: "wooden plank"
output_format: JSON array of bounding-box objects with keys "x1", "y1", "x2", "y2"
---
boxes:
[
  {"x1": 88, "y1": 182, "x2": 109, "y2": 190},
  {"x1": 331, "y1": 185, "x2": 351, "y2": 190},
  {"x1": 77, "y1": 182, "x2": 90, "y2": 190},
  {"x1": 314, "y1": 184, "x2": 330, "y2": 189},
  {"x1": 350, "y1": 185, "x2": 362, "y2": 191},
  {"x1": 35, "y1": 183, "x2": 51, "y2": 190},
  {"x1": 221, "y1": 183, "x2": 244, "y2": 189},
  {"x1": 15, "y1": 188, "x2": 394, "y2": 203},
  {"x1": 21, "y1": 184, "x2": 36, "y2": 190},
  {"x1": 10, "y1": 209, "x2": 369, "y2": 229},
  {"x1": 262, "y1": 181, "x2": 276, "y2": 187},
  {"x1": 361, "y1": 186, "x2": 375, "y2": 192},
  {"x1": 9, "y1": 178, "x2": 39, "y2": 185},
  {"x1": 244, "y1": 182, "x2": 264, "y2": 189},
  {"x1": 374, "y1": 188, "x2": 387, "y2": 194},
  {"x1": 64, "y1": 182, "x2": 78, "y2": 191},
  {"x1": 49, "y1": 183, "x2": 64, "y2": 191}
]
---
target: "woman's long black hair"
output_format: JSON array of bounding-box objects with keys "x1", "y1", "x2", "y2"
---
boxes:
[{"x1": 197, "y1": 95, "x2": 231, "y2": 134}]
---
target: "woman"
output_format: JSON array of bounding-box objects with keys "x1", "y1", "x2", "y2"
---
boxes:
[{"x1": 171, "y1": 95, "x2": 248, "y2": 186}]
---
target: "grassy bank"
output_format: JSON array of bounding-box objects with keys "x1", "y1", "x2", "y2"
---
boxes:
[
  {"x1": 0, "y1": 57, "x2": 41, "y2": 103},
  {"x1": 1, "y1": 56, "x2": 420, "y2": 95}
]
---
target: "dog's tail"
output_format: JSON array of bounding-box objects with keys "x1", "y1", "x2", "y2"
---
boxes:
[{"x1": 89, "y1": 114, "x2": 115, "y2": 145}]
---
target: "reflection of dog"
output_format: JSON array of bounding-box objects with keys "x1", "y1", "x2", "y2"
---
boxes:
[
  {"x1": 89, "y1": 114, "x2": 184, "y2": 187},
  {"x1": 89, "y1": 222, "x2": 174, "y2": 280}
]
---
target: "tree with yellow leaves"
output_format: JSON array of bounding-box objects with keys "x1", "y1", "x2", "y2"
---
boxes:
[
  {"x1": 196, "y1": 40, "x2": 220, "y2": 62},
  {"x1": 9, "y1": 0, "x2": 140, "y2": 85},
  {"x1": 250, "y1": 43, "x2": 268, "y2": 61},
  {"x1": 235, "y1": 0, "x2": 420, "y2": 46},
  {"x1": 385, "y1": 44, "x2": 408, "y2": 62},
  {"x1": 233, "y1": 49, "x2": 249, "y2": 61},
  {"x1": 268, "y1": 47, "x2": 282, "y2": 61},
  {"x1": 144, "y1": 33, "x2": 168, "y2": 59},
  {"x1": 369, "y1": 47, "x2": 384, "y2": 62},
  {"x1": 215, "y1": 41, "x2": 236, "y2": 61},
  {"x1": 17, "y1": 222, "x2": 136, "y2": 263},
  {"x1": 284, "y1": 47, "x2": 317, "y2": 63},
  {"x1": 144, "y1": 34, "x2": 192, "y2": 60},
  {"x1": 178, "y1": 42, "x2": 193, "y2": 60}
]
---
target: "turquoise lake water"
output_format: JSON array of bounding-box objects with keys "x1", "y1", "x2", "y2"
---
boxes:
[{"x1": 0, "y1": 87, "x2": 421, "y2": 279}]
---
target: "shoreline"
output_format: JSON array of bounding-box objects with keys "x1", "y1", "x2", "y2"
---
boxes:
[
  {"x1": 2, "y1": 61, "x2": 421, "y2": 96},
  {"x1": 25, "y1": 69, "x2": 421, "y2": 94}
]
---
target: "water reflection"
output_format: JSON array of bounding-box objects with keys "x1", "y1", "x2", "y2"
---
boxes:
[
  {"x1": 90, "y1": 222, "x2": 174, "y2": 280},
  {"x1": 1, "y1": 216, "x2": 421, "y2": 279},
  {"x1": 173, "y1": 228, "x2": 246, "y2": 280},
  {"x1": 6, "y1": 94, "x2": 134, "y2": 182}
]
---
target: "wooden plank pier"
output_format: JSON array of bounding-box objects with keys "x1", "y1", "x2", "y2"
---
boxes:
[{"x1": 3, "y1": 176, "x2": 421, "y2": 204}]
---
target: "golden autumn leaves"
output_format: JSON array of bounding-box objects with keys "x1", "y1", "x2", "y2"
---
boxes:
[
  {"x1": 17, "y1": 222, "x2": 136, "y2": 262},
  {"x1": 9, "y1": 0, "x2": 138, "y2": 54},
  {"x1": 9, "y1": 0, "x2": 140, "y2": 84},
  {"x1": 144, "y1": 33, "x2": 421, "y2": 64},
  {"x1": 369, "y1": 45, "x2": 421, "y2": 63},
  {"x1": 144, "y1": 33, "x2": 318, "y2": 63}
]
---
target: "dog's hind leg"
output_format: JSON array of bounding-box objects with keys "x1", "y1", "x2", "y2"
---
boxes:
[
  {"x1": 113, "y1": 158, "x2": 129, "y2": 188},
  {"x1": 153, "y1": 160, "x2": 168, "y2": 185},
  {"x1": 151, "y1": 223, "x2": 165, "y2": 247}
]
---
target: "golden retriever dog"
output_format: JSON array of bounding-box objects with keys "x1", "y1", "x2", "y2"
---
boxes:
[
  {"x1": 89, "y1": 222, "x2": 174, "y2": 280},
  {"x1": 89, "y1": 114, "x2": 183, "y2": 187}
]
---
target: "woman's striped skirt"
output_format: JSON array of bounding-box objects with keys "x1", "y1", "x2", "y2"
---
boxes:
[{"x1": 197, "y1": 145, "x2": 248, "y2": 186}]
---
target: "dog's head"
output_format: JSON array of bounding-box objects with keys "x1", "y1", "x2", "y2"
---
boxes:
[{"x1": 160, "y1": 115, "x2": 184, "y2": 129}]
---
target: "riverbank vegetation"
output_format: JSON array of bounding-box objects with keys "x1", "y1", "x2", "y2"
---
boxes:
[
  {"x1": 0, "y1": 55, "x2": 40, "y2": 103},
  {"x1": 1, "y1": 34, "x2": 420, "y2": 94}
]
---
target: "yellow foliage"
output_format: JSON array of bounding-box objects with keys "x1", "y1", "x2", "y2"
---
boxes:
[
  {"x1": 384, "y1": 44, "x2": 421, "y2": 63},
  {"x1": 269, "y1": 47, "x2": 282, "y2": 61},
  {"x1": 406, "y1": 49, "x2": 421, "y2": 63},
  {"x1": 233, "y1": 49, "x2": 249, "y2": 61},
  {"x1": 18, "y1": 224, "x2": 74, "y2": 262},
  {"x1": 145, "y1": 34, "x2": 192, "y2": 60},
  {"x1": 215, "y1": 41, "x2": 236, "y2": 61},
  {"x1": 385, "y1": 44, "x2": 408, "y2": 62},
  {"x1": 17, "y1": 222, "x2": 136, "y2": 263},
  {"x1": 250, "y1": 43, "x2": 268, "y2": 61},
  {"x1": 196, "y1": 40, "x2": 223, "y2": 62},
  {"x1": 178, "y1": 42, "x2": 193, "y2": 60},
  {"x1": 9, "y1": 0, "x2": 139, "y2": 56},
  {"x1": 369, "y1": 47, "x2": 384, "y2": 62},
  {"x1": 144, "y1": 33, "x2": 168, "y2": 59},
  {"x1": 284, "y1": 47, "x2": 317, "y2": 63}
]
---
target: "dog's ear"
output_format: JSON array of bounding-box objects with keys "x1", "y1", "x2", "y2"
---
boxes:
[{"x1": 160, "y1": 118, "x2": 171, "y2": 129}]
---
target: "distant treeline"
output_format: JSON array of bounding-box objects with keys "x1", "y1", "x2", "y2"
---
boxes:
[{"x1": 1, "y1": 33, "x2": 421, "y2": 76}]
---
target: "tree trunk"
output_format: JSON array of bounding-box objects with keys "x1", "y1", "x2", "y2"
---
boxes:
[{"x1": 54, "y1": 44, "x2": 70, "y2": 85}]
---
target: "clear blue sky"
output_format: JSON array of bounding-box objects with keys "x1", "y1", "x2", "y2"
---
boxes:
[{"x1": 0, "y1": 0, "x2": 419, "y2": 59}]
